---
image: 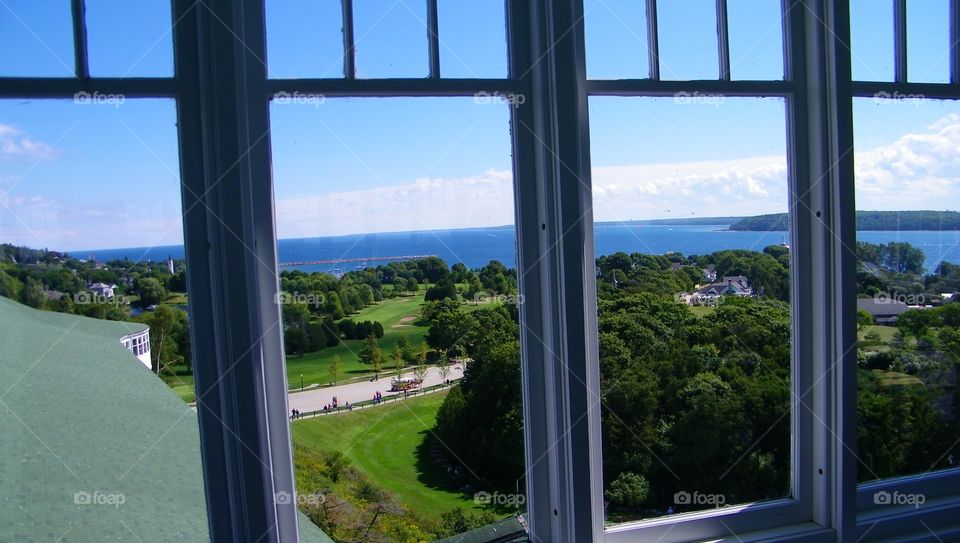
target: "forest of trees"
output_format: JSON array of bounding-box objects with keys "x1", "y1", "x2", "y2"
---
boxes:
[
  {"x1": 433, "y1": 244, "x2": 960, "y2": 519},
  {"x1": 730, "y1": 210, "x2": 960, "y2": 231}
]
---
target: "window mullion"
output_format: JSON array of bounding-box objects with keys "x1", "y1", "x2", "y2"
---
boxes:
[
  {"x1": 509, "y1": 0, "x2": 604, "y2": 541},
  {"x1": 792, "y1": 0, "x2": 858, "y2": 538},
  {"x1": 173, "y1": 0, "x2": 299, "y2": 541}
]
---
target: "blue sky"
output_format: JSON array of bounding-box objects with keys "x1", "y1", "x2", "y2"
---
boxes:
[{"x1": 0, "y1": 0, "x2": 958, "y2": 251}]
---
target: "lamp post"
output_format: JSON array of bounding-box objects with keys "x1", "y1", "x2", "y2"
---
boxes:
[{"x1": 300, "y1": 373, "x2": 303, "y2": 391}]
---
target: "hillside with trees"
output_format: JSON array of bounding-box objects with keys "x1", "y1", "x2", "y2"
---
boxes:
[{"x1": 729, "y1": 210, "x2": 960, "y2": 231}]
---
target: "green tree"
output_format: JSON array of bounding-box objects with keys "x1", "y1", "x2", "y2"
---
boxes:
[
  {"x1": 284, "y1": 328, "x2": 306, "y2": 356},
  {"x1": 137, "y1": 277, "x2": 166, "y2": 306},
  {"x1": 857, "y1": 308, "x2": 874, "y2": 333},
  {"x1": 413, "y1": 357, "x2": 429, "y2": 385},
  {"x1": 426, "y1": 306, "x2": 475, "y2": 358},
  {"x1": 144, "y1": 305, "x2": 183, "y2": 375},
  {"x1": 396, "y1": 333, "x2": 416, "y2": 362},
  {"x1": 358, "y1": 336, "x2": 380, "y2": 366},
  {"x1": 330, "y1": 354, "x2": 342, "y2": 385},
  {"x1": 605, "y1": 472, "x2": 650, "y2": 509},
  {"x1": 393, "y1": 345, "x2": 405, "y2": 379},
  {"x1": 20, "y1": 277, "x2": 46, "y2": 308},
  {"x1": 425, "y1": 277, "x2": 459, "y2": 302},
  {"x1": 372, "y1": 347, "x2": 383, "y2": 376}
]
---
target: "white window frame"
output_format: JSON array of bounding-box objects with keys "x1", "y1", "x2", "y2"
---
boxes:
[{"x1": 3, "y1": 1, "x2": 960, "y2": 541}]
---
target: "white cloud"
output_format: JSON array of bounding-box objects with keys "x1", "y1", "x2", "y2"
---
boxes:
[
  {"x1": 276, "y1": 169, "x2": 515, "y2": 239},
  {"x1": 5, "y1": 114, "x2": 960, "y2": 250},
  {"x1": 0, "y1": 124, "x2": 56, "y2": 160},
  {"x1": 0, "y1": 192, "x2": 182, "y2": 251},
  {"x1": 853, "y1": 114, "x2": 960, "y2": 210}
]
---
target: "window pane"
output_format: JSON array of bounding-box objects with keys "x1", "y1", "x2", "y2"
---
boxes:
[
  {"x1": 269, "y1": 97, "x2": 527, "y2": 540},
  {"x1": 656, "y1": 0, "x2": 719, "y2": 80},
  {"x1": 727, "y1": 0, "x2": 784, "y2": 80},
  {"x1": 85, "y1": 0, "x2": 174, "y2": 77},
  {"x1": 438, "y1": 0, "x2": 507, "y2": 78},
  {"x1": 584, "y1": 0, "x2": 650, "y2": 80},
  {"x1": 852, "y1": 98, "x2": 960, "y2": 485},
  {"x1": 0, "y1": 100, "x2": 204, "y2": 540},
  {"x1": 0, "y1": 0, "x2": 74, "y2": 77},
  {"x1": 266, "y1": 0, "x2": 344, "y2": 79},
  {"x1": 354, "y1": 0, "x2": 429, "y2": 78},
  {"x1": 907, "y1": 0, "x2": 950, "y2": 83},
  {"x1": 850, "y1": 0, "x2": 895, "y2": 82},
  {"x1": 589, "y1": 97, "x2": 792, "y2": 523}
]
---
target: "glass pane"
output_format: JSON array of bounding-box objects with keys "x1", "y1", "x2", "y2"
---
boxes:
[
  {"x1": 907, "y1": 0, "x2": 950, "y2": 83},
  {"x1": 590, "y1": 97, "x2": 792, "y2": 523},
  {"x1": 85, "y1": 0, "x2": 174, "y2": 77},
  {"x1": 270, "y1": 97, "x2": 526, "y2": 540},
  {"x1": 727, "y1": 0, "x2": 784, "y2": 80},
  {"x1": 0, "y1": 100, "x2": 205, "y2": 540},
  {"x1": 438, "y1": 0, "x2": 507, "y2": 78},
  {"x1": 0, "y1": 0, "x2": 74, "y2": 77},
  {"x1": 850, "y1": 0, "x2": 895, "y2": 82},
  {"x1": 354, "y1": 0, "x2": 429, "y2": 78},
  {"x1": 266, "y1": 0, "x2": 344, "y2": 79},
  {"x1": 656, "y1": 0, "x2": 719, "y2": 80},
  {"x1": 584, "y1": 0, "x2": 650, "y2": 80},
  {"x1": 853, "y1": 98, "x2": 960, "y2": 486}
]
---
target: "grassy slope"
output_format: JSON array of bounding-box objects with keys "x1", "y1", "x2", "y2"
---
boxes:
[
  {"x1": 292, "y1": 391, "x2": 485, "y2": 521},
  {"x1": 285, "y1": 293, "x2": 429, "y2": 390}
]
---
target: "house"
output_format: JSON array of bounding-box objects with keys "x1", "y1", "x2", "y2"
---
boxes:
[
  {"x1": 87, "y1": 282, "x2": 116, "y2": 298},
  {"x1": 687, "y1": 276, "x2": 754, "y2": 305},
  {"x1": 703, "y1": 264, "x2": 717, "y2": 282},
  {"x1": 857, "y1": 298, "x2": 910, "y2": 325}
]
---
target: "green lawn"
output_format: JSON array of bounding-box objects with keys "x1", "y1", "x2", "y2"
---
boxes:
[
  {"x1": 292, "y1": 391, "x2": 485, "y2": 521},
  {"x1": 872, "y1": 369, "x2": 924, "y2": 387},
  {"x1": 162, "y1": 292, "x2": 189, "y2": 305},
  {"x1": 859, "y1": 324, "x2": 898, "y2": 352},
  {"x1": 161, "y1": 368, "x2": 196, "y2": 403},
  {"x1": 285, "y1": 294, "x2": 430, "y2": 390}
]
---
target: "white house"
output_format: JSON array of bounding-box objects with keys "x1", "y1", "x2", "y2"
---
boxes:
[
  {"x1": 686, "y1": 276, "x2": 754, "y2": 305},
  {"x1": 88, "y1": 282, "x2": 117, "y2": 298}
]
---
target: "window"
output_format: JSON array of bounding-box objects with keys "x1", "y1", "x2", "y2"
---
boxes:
[{"x1": 3, "y1": 1, "x2": 960, "y2": 542}]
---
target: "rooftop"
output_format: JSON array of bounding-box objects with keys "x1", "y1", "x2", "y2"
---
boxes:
[{"x1": 0, "y1": 296, "x2": 330, "y2": 542}]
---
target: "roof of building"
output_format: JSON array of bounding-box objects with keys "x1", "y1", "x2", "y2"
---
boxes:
[
  {"x1": 0, "y1": 296, "x2": 330, "y2": 542},
  {"x1": 87, "y1": 282, "x2": 115, "y2": 289},
  {"x1": 435, "y1": 515, "x2": 528, "y2": 543},
  {"x1": 857, "y1": 298, "x2": 910, "y2": 317}
]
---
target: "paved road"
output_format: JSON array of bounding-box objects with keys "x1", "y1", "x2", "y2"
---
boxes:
[{"x1": 287, "y1": 365, "x2": 465, "y2": 414}]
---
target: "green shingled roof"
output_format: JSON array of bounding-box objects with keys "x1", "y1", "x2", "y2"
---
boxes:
[
  {"x1": 434, "y1": 515, "x2": 528, "y2": 543},
  {"x1": 0, "y1": 296, "x2": 331, "y2": 542}
]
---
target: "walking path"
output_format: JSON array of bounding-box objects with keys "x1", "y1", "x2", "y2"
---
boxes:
[{"x1": 287, "y1": 365, "x2": 465, "y2": 415}]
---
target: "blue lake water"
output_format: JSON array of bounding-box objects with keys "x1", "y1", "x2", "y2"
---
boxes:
[{"x1": 79, "y1": 224, "x2": 960, "y2": 274}]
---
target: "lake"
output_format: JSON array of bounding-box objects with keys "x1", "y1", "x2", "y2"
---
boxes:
[{"x1": 80, "y1": 224, "x2": 960, "y2": 274}]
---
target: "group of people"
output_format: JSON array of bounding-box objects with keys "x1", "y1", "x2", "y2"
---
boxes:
[
  {"x1": 290, "y1": 408, "x2": 302, "y2": 419},
  {"x1": 322, "y1": 396, "x2": 352, "y2": 414},
  {"x1": 372, "y1": 390, "x2": 383, "y2": 404}
]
